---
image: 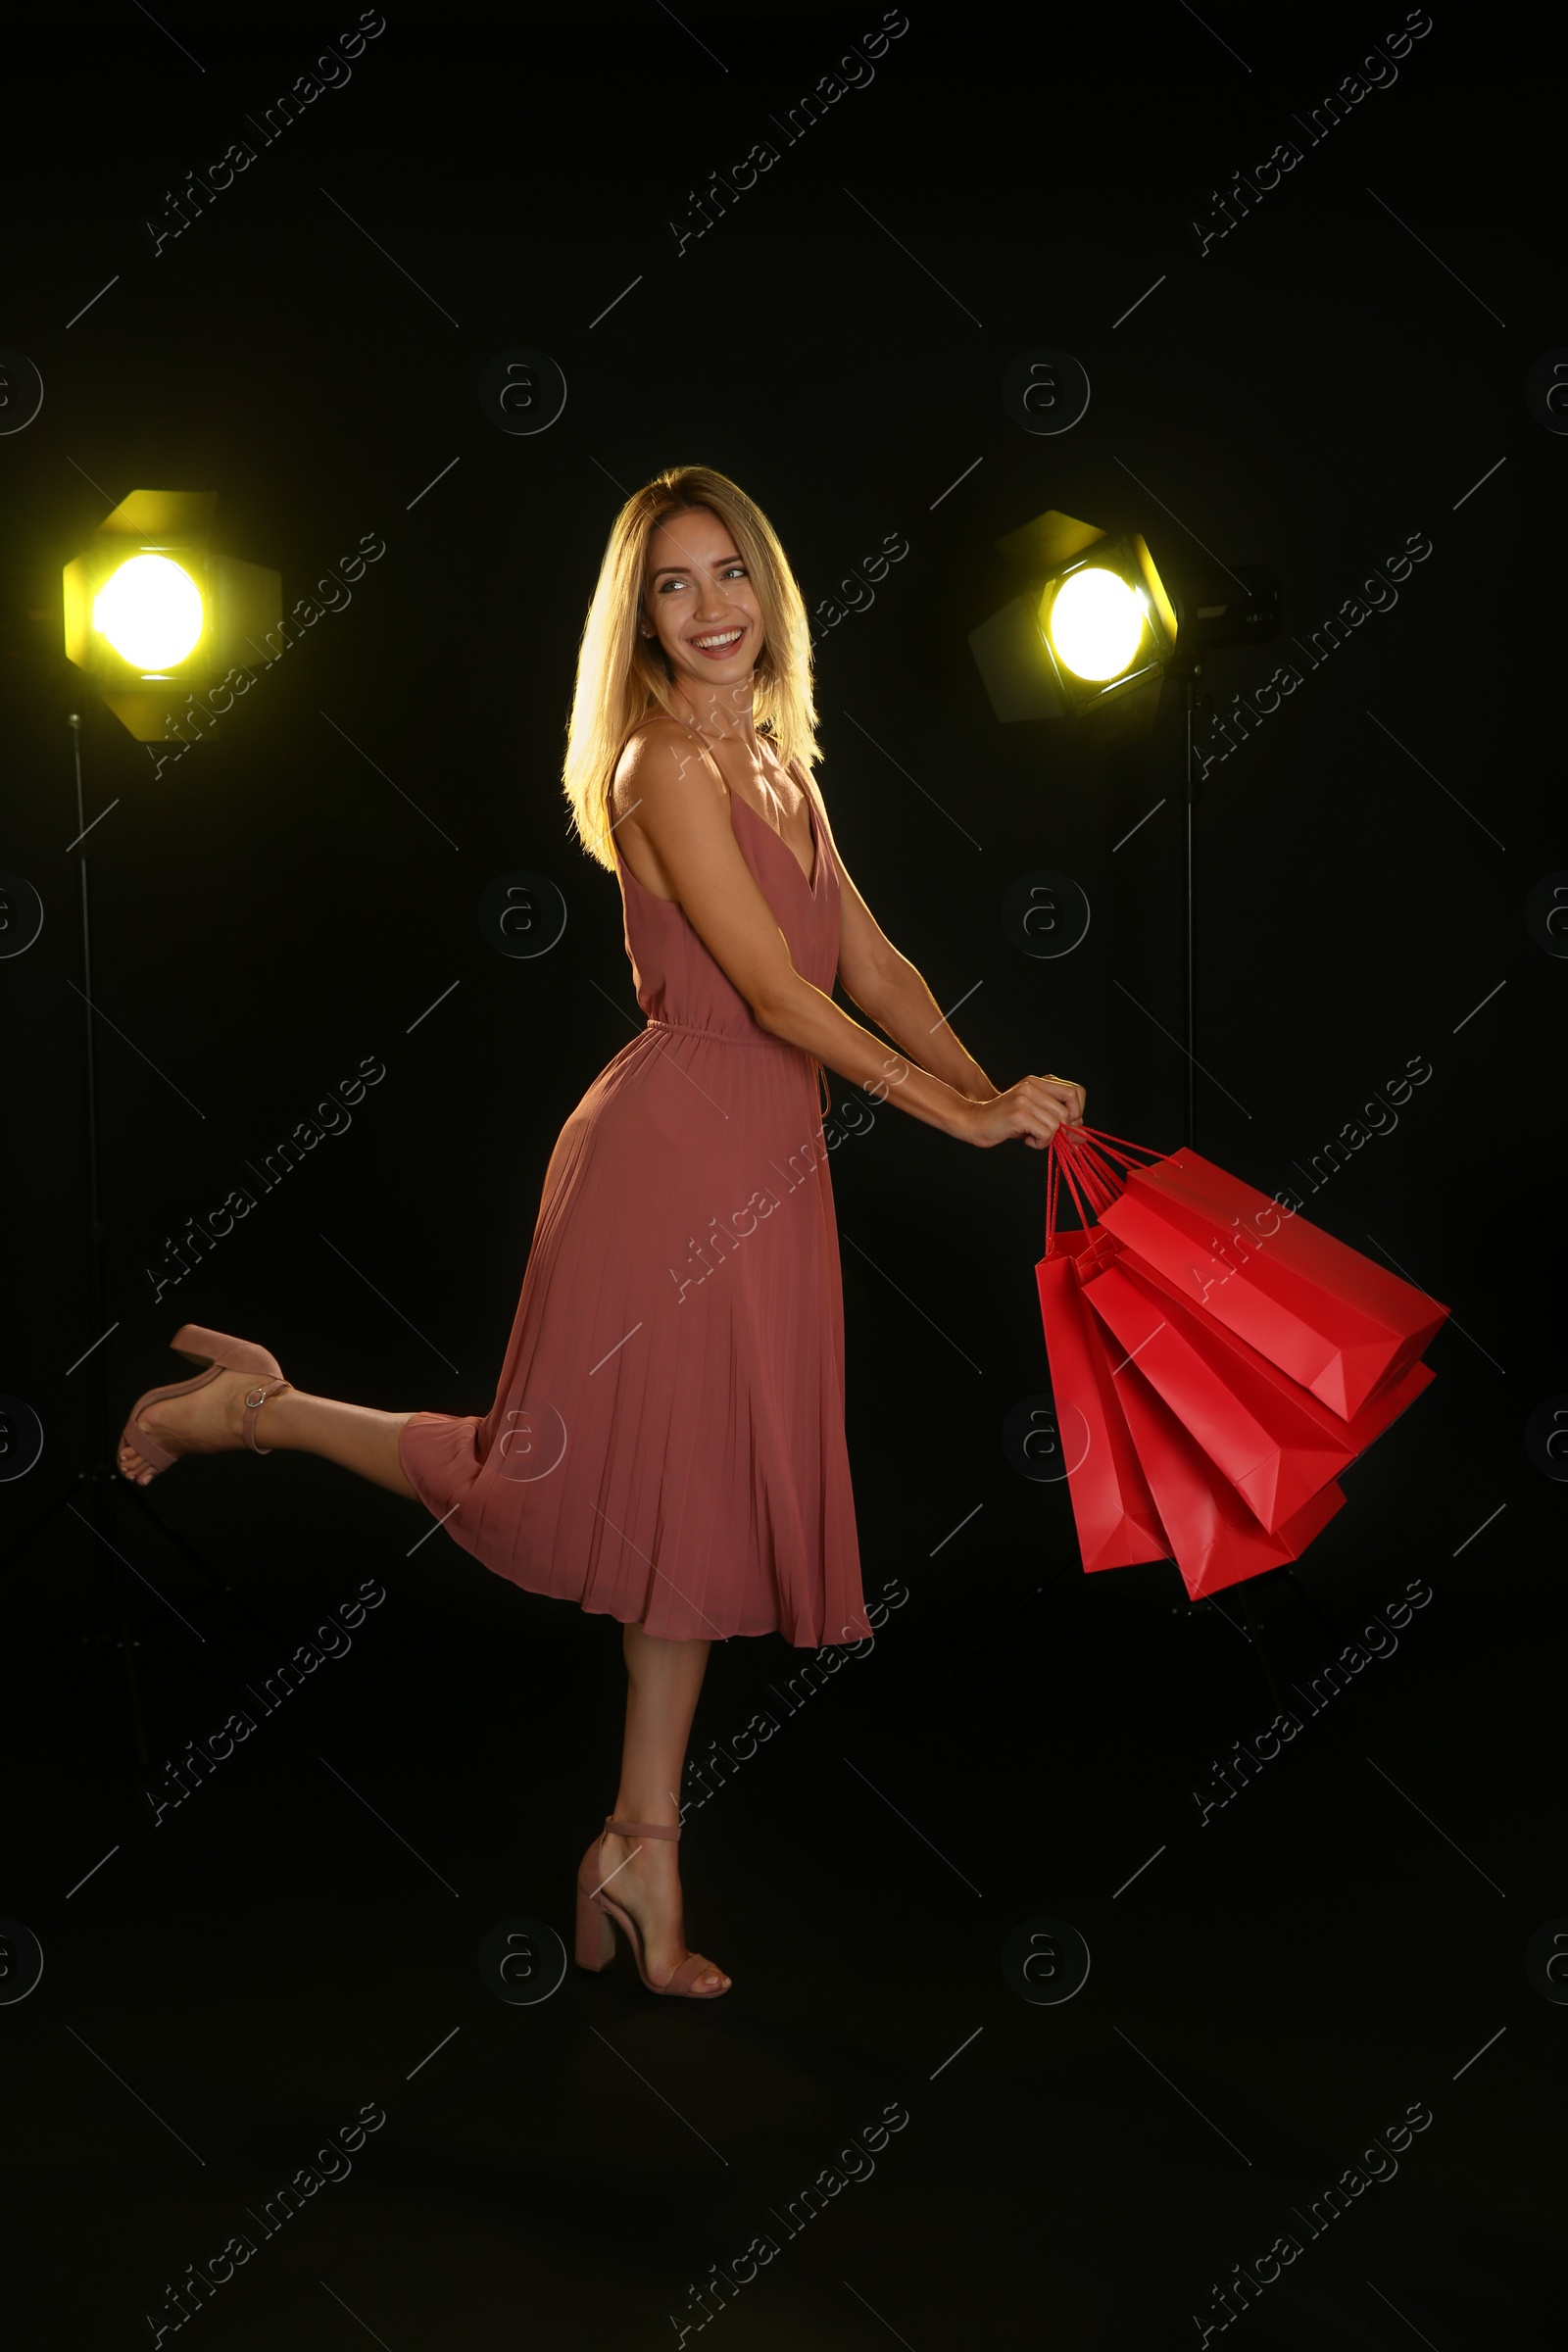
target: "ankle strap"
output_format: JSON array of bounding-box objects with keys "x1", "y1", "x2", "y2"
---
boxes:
[
  {"x1": 604, "y1": 1815, "x2": 680, "y2": 1841},
  {"x1": 243, "y1": 1377, "x2": 292, "y2": 1455}
]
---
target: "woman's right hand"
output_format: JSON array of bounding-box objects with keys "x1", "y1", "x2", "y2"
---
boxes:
[{"x1": 958, "y1": 1075, "x2": 1087, "y2": 1151}]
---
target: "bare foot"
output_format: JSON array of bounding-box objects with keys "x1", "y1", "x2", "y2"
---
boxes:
[
  {"x1": 594, "y1": 1830, "x2": 730, "y2": 1993},
  {"x1": 118, "y1": 1370, "x2": 255, "y2": 1487}
]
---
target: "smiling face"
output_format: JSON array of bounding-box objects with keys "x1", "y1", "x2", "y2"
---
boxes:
[{"x1": 640, "y1": 506, "x2": 763, "y2": 711}]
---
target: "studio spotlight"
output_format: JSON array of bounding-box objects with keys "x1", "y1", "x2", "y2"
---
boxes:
[
  {"x1": 63, "y1": 488, "x2": 279, "y2": 743},
  {"x1": 968, "y1": 510, "x2": 1174, "y2": 750},
  {"x1": 967, "y1": 507, "x2": 1279, "y2": 753},
  {"x1": 969, "y1": 507, "x2": 1282, "y2": 1149}
]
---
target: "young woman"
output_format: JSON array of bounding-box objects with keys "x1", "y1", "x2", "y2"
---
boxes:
[{"x1": 117, "y1": 465, "x2": 1087, "y2": 1999}]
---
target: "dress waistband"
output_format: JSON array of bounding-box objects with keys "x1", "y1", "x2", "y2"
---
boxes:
[
  {"x1": 641, "y1": 1019, "x2": 832, "y2": 1120},
  {"x1": 643, "y1": 1018, "x2": 782, "y2": 1047}
]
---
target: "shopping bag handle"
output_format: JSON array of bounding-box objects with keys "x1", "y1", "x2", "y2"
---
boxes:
[{"x1": 1045, "y1": 1122, "x2": 1163, "y2": 1255}]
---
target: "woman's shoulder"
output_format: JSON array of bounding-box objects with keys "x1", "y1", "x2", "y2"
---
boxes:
[
  {"x1": 609, "y1": 712, "x2": 715, "y2": 830},
  {"x1": 613, "y1": 711, "x2": 697, "y2": 780}
]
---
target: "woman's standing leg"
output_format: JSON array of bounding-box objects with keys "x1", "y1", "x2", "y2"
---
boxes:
[{"x1": 596, "y1": 1623, "x2": 730, "y2": 1993}]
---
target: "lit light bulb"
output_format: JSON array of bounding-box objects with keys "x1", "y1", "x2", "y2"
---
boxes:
[
  {"x1": 93, "y1": 554, "x2": 204, "y2": 670},
  {"x1": 1046, "y1": 566, "x2": 1145, "y2": 682}
]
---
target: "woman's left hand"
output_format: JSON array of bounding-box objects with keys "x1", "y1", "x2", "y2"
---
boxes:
[{"x1": 1041, "y1": 1075, "x2": 1087, "y2": 1130}]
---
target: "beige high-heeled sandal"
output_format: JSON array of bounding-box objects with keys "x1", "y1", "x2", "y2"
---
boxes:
[
  {"x1": 574, "y1": 1817, "x2": 730, "y2": 1997},
  {"x1": 119, "y1": 1323, "x2": 292, "y2": 1483}
]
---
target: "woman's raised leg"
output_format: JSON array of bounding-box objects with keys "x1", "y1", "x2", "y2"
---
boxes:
[{"x1": 119, "y1": 1369, "x2": 417, "y2": 1499}]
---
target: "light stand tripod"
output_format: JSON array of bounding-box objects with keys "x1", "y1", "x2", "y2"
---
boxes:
[
  {"x1": 1176, "y1": 657, "x2": 1206, "y2": 1157},
  {"x1": 1166, "y1": 655, "x2": 1343, "y2": 1703},
  {"x1": 2, "y1": 708, "x2": 235, "y2": 1766}
]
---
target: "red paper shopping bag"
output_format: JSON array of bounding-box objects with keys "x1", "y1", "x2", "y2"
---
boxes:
[
  {"x1": 1035, "y1": 1228, "x2": 1169, "y2": 1571},
  {"x1": 1114, "y1": 1355, "x2": 1348, "y2": 1598},
  {"x1": 1079, "y1": 1248, "x2": 1435, "y2": 1533},
  {"x1": 1096, "y1": 1148, "x2": 1447, "y2": 1421}
]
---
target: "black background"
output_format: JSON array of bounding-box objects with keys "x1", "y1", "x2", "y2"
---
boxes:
[{"x1": 3, "y1": 4, "x2": 1563, "y2": 2346}]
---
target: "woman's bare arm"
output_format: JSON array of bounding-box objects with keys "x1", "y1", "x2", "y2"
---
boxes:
[
  {"x1": 795, "y1": 769, "x2": 1087, "y2": 1145},
  {"x1": 618, "y1": 727, "x2": 1079, "y2": 1149},
  {"x1": 820, "y1": 859, "x2": 999, "y2": 1099},
  {"x1": 851, "y1": 953, "x2": 999, "y2": 1100},
  {"x1": 780, "y1": 767, "x2": 996, "y2": 1097},
  {"x1": 616, "y1": 726, "x2": 976, "y2": 1138}
]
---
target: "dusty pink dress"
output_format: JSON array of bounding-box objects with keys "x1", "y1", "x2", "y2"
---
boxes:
[{"x1": 398, "y1": 734, "x2": 870, "y2": 1648}]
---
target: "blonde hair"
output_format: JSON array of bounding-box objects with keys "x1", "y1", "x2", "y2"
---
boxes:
[{"x1": 562, "y1": 464, "x2": 821, "y2": 872}]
